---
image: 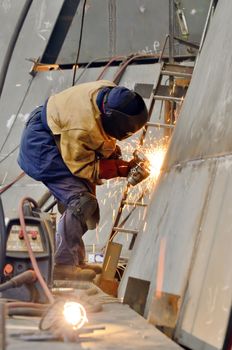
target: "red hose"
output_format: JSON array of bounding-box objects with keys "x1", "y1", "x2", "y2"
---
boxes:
[
  {"x1": 96, "y1": 55, "x2": 125, "y2": 81},
  {"x1": 113, "y1": 53, "x2": 158, "y2": 84},
  {"x1": 19, "y1": 197, "x2": 54, "y2": 304}
]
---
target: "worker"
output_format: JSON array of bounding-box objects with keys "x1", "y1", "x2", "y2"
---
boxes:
[{"x1": 17, "y1": 80, "x2": 149, "y2": 281}]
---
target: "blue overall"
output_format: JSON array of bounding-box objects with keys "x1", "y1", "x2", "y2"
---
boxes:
[{"x1": 18, "y1": 106, "x2": 95, "y2": 265}]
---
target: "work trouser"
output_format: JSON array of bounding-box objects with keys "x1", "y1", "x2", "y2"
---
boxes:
[
  {"x1": 44, "y1": 177, "x2": 96, "y2": 266},
  {"x1": 18, "y1": 105, "x2": 97, "y2": 266}
]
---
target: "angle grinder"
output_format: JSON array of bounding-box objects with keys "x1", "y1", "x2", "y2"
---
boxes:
[{"x1": 127, "y1": 149, "x2": 151, "y2": 186}]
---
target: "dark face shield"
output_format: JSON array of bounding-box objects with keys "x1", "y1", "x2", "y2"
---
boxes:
[{"x1": 101, "y1": 107, "x2": 148, "y2": 141}]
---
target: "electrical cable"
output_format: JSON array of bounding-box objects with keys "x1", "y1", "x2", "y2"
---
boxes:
[
  {"x1": 6, "y1": 301, "x2": 48, "y2": 317},
  {"x1": 0, "y1": 0, "x2": 86, "y2": 161},
  {"x1": 18, "y1": 197, "x2": 54, "y2": 304},
  {"x1": 7, "y1": 307, "x2": 45, "y2": 317},
  {"x1": 72, "y1": 0, "x2": 87, "y2": 86},
  {"x1": 0, "y1": 270, "x2": 37, "y2": 292}
]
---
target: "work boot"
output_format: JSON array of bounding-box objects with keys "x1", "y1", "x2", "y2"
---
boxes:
[
  {"x1": 79, "y1": 263, "x2": 102, "y2": 274},
  {"x1": 53, "y1": 264, "x2": 96, "y2": 281}
]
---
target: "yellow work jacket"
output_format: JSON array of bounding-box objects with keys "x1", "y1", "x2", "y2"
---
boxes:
[{"x1": 46, "y1": 80, "x2": 116, "y2": 183}]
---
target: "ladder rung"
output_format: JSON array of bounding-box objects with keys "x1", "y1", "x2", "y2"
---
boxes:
[
  {"x1": 146, "y1": 122, "x2": 175, "y2": 129},
  {"x1": 155, "y1": 85, "x2": 186, "y2": 99},
  {"x1": 153, "y1": 94, "x2": 183, "y2": 102},
  {"x1": 113, "y1": 227, "x2": 138, "y2": 235},
  {"x1": 161, "y1": 70, "x2": 192, "y2": 79},
  {"x1": 163, "y1": 63, "x2": 194, "y2": 74},
  {"x1": 123, "y1": 201, "x2": 148, "y2": 207}
]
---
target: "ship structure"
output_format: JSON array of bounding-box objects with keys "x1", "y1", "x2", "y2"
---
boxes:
[{"x1": 0, "y1": 1, "x2": 231, "y2": 349}]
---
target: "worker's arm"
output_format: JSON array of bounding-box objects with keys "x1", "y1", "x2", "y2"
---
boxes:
[
  {"x1": 99, "y1": 158, "x2": 134, "y2": 179},
  {"x1": 59, "y1": 129, "x2": 123, "y2": 182},
  {"x1": 59, "y1": 130, "x2": 100, "y2": 182},
  {"x1": 98, "y1": 145, "x2": 136, "y2": 179},
  {"x1": 59, "y1": 129, "x2": 133, "y2": 181}
]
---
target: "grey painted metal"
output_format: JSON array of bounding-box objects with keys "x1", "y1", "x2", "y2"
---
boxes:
[
  {"x1": 178, "y1": 0, "x2": 212, "y2": 44},
  {"x1": 0, "y1": 0, "x2": 66, "y2": 217},
  {"x1": 198, "y1": 0, "x2": 217, "y2": 54},
  {"x1": 57, "y1": 0, "x2": 211, "y2": 64},
  {"x1": 58, "y1": 0, "x2": 169, "y2": 63},
  {"x1": 163, "y1": 0, "x2": 232, "y2": 169},
  {"x1": 0, "y1": 1, "x2": 25, "y2": 69},
  {"x1": 119, "y1": 0, "x2": 232, "y2": 349},
  {"x1": 0, "y1": 0, "x2": 65, "y2": 156},
  {"x1": 0, "y1": 0, "x2": 33, "y2": 98}
]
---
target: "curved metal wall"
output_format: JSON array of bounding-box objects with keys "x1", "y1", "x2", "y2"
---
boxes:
[
  {"x1": 119, "y1": 1, "x2": 232, "y2": 349},
  {"x1": 164, "y1": 0, "x2": 232, "y2": 167}
]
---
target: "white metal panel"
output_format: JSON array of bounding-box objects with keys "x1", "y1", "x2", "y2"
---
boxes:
[
  {"x1": 118, "y1": 160, "x2": 214, "y2": 305},
  {"x1": 119, "y1": 2, "x2": 232, "y2": 349},
  {"x1": 175, "y1": 156, "x2": 232, "y2": 350}
]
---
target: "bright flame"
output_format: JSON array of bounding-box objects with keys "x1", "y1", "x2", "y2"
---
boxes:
[
  {"x1": 145, "y1": 146, "x2": 167, "y2": 181},
  {"x1": 63, "y1": 301, "x2": 88, "y2": 329}
]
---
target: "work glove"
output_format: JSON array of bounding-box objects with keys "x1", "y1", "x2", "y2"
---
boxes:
[
  {"x1": 99, "y1": 159, "x2": 134, "y2": 179},
  {"x1": 108, "y1": 145, "x2": 122, "y2": 159}
]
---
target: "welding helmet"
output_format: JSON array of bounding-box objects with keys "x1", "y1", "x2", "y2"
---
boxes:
[{"x1": 99, "y1": 87, "x2": 148, "y2": 140}]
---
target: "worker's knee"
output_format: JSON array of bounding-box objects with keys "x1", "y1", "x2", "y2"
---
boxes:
[{"x1": 68, "y1": 192, "x2": 100, "y2": 230}]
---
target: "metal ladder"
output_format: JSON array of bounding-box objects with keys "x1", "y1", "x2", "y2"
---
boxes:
[
  {"x1": 100, "y1": 60, "x2": 193, "y2": 283},
  {"x1": 137, "y1": 61, "x2": 193, "y2": 142}
]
